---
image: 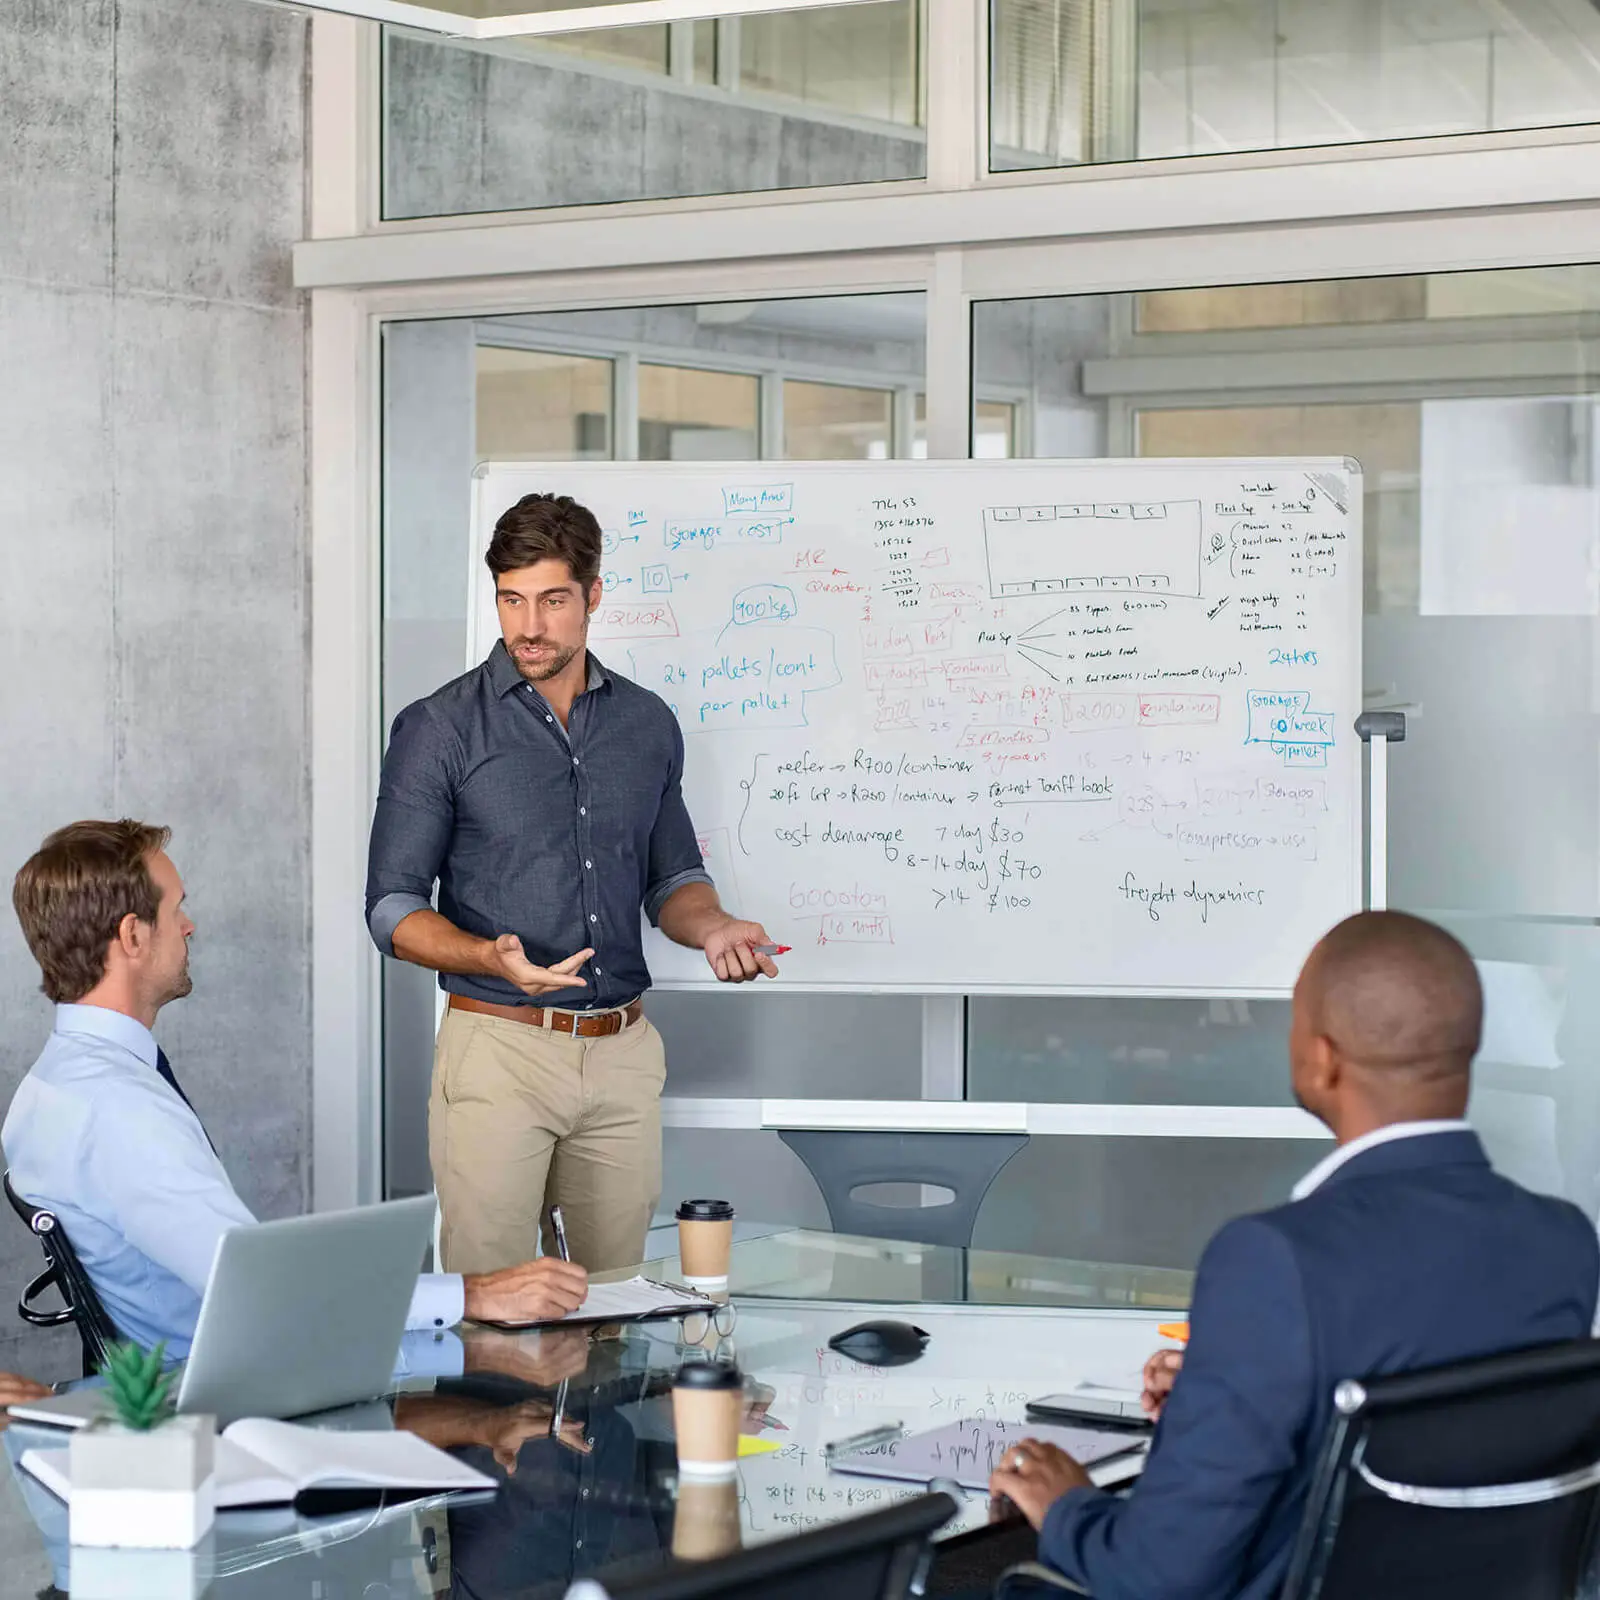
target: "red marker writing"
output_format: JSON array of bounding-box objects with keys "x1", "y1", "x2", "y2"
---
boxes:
[{"x1": 753, "y1": 943, "x2": 791, "y2": 956}]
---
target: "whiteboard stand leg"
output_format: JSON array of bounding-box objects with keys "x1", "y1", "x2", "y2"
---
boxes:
[{"x1": 1355, "y1": 711, "x2": 1406, "y2": 913}]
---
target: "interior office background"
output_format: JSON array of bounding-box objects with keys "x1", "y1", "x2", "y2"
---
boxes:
[{"x1": 5, "y1": 0, "x2": 1600, "y2": 1375}]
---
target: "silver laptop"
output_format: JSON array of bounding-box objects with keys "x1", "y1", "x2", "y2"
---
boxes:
[{"x1": 12, "y1": 1196, "x2": 436, "y2": 1430}]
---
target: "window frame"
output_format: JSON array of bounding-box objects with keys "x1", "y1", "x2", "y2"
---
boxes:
[{"x1": 307, "y1": 7, "x2": 1600, "y2": 1208}]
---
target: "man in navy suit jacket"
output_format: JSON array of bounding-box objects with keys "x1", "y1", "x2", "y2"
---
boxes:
[{"x1": 990, "y1": 910, "x2": 1600, "y2": 1600}]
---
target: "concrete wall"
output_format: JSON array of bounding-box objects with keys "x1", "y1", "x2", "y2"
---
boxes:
[
  {"x1": 383, "y1": 31, "x2": 924, "y2": 217},
  {"x1": 0, "y1": 0, "x2": 309, "y2": 1384}
]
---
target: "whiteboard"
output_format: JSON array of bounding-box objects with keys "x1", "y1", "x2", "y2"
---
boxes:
[{"x1": 470, "y1": 459, "x2": 1362, "y2": 996}]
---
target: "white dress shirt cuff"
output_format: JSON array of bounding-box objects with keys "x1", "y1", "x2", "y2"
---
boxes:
[
  {"x1": 394, "y1": 1328, "x2": 466, "y2": 1382},
  {"x1": 406, "y1": 1271, "x2": 466, "y2": 1332}
]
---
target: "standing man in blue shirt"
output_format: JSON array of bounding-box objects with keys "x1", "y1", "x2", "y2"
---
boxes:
[
  {"x1": 366, "y1": 493, "x2": 778, "y2": 1278},
  {"x1": 5, "y1": 820, "x2": 590, "y2": 1357}
]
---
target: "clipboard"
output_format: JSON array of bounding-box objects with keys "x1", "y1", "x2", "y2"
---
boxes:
[
  {"x1": 475, "y1": 1274, "x2": 719, "y2": 1330},
  {"x1": 827, "y1": 1417, "x2": 1148, "y2": 1493}
]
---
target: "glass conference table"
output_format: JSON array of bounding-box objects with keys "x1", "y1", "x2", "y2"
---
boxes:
[{"x1": 0, "y1": 1228, "x2": 1191, "y2": 1599}]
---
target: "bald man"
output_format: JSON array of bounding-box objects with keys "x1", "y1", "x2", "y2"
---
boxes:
[{"x1": 989, "y1": 911, "x2": 1599, "y2": 1600}]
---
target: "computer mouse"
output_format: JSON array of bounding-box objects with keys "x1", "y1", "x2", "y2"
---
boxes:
[{"x1": 827, "y1": 1319, "x2": 930, "y2": 1368}]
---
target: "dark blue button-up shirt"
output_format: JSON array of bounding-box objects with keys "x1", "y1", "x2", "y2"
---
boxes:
[{"x1": 365, "y1": 642, "x2": 712, "y2": 1009}]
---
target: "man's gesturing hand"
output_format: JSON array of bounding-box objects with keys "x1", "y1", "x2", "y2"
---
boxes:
[
  {"x1": 487, "y1": 936, "x2": 594, "y2": 997},
  {"x1": 703, "y1": 918, "x2": 779, "y2": 983},
  {"x1": 464, "y1": 1258, "x2": 589, "y2": 1325}
]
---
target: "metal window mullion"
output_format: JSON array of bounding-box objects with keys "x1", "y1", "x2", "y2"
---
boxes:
[
  {"x1": 920, "y1": 246, "x2": 971, "y2": 1101},
  {"x1": 892, "y1": 384, "x2": 919, "y2": 458},
  {"x1": 759, "y1": 370, "x2": 784, "y2": 458},
  {"x1": 667, "y1": 19, "x2": 696, "y2": 83},
  {"x1": 924, "y1": 0, "x2": 983, "y2": 190},
  {"x1": 614, "y1": 351, "x2": 640, "y2": 461},
  {"x1": 716, "y1": 15, "x2": 740, "y2": 92}
]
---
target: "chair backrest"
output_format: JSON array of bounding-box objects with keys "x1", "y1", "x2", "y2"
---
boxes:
[
  {"x1": 590, "y1": 1490, "x2": 956, "y2": 1600},
  {"x1": 1281, "y1": 1337, "x2": 1600, "y2": 1600},
  {"x1": 4, "y1": 1170, "x2": 119, "y2": 1377},
  {"x1": 776, "y1": 1130, "x2": 1028, "y2": 1248}
]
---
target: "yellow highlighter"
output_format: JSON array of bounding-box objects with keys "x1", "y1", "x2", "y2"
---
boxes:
[{"x1": 1158, "y1": 1322, "x2": 1190, "y2": 1343}]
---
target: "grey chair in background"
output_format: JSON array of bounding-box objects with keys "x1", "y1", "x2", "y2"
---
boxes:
[{"x1": 777, "y1": 1130, "x2": 1029, "y2": 1249}]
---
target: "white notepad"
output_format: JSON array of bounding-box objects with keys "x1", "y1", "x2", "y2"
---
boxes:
[
  {"x1": 479, "y1": 1274, "x2": 717, "y2": 1329},
  {"x1": 21, "y1": 1418, "x2": 494, "y2": 1510},
  {"x1": 827, "y1": 1417, "x2": 1148, "y2": 1493}
]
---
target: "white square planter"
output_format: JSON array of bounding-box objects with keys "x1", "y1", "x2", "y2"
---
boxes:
[
  {"x1": 69, "y1": 1413, "x2": 216, "y2": 1550},
  {"x1": 69, "y1": 1540, "x2": 213, "y2": 1600}
]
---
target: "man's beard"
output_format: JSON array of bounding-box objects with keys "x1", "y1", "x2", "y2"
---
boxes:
[
  {"x1": 511, "y1": 639, "x2": 580, "y2": 683},
  {"x1": 164, "y1": 959, "x2": 193, "y2": 1006}
]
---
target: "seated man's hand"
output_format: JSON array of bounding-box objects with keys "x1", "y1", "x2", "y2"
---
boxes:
[
  {"x1": 463, "y1": 1258, "x2": 589, "y2": 1325},
  {"x1": 987, "y1": 1438, "x2": 1093, "y2": 1530},
  {"x1": 0, "y1": 1372, "x2": 50, "y2": 1431},
  {"x1": 463, "y1": 1326, "x2": 591, "y2": 1388},
  {"x1": 1141, "y1": 1348, "x2": 1184, "y2": 1421}
]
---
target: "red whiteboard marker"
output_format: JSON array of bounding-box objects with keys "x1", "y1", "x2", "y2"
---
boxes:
[{"x1": 754, "y1": 944, "x2": 792, "y2": 956}]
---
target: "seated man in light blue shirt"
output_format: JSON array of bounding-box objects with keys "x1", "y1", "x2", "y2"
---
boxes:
[{"x1": 4, "y1": 819, "x2": 589, "y2": 1357}]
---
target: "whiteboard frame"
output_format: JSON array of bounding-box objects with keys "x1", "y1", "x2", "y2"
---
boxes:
[
  {"x1": 468, "y1": 455, "x2": 1364, "y2": 999},
  {"x1": 659, "y1": 1096, "x2": 1331, "y2": 1139}
]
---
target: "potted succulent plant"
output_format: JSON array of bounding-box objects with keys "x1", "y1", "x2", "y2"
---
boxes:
[{"x1": 68, "y1": 1341, "x2": 215, "y2": 1550}]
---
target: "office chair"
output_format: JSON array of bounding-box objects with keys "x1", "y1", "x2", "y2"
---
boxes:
[
  {"x1": 996, "y1": 1336, "x2": 1600, "y2": 1600},
  {"x1": 1279, "y1": 1337, "x2": 1600, "y2": 1600},
  {"x1": 4, "y1": 1171, "x2": 118, "y2": 1377},
  {"x1": 777, "y1": 1130, "x2": 1028, "y2": 1249},
  {"x1": 577, "y1": 1489, "x2": 957, "y2": 1600}
]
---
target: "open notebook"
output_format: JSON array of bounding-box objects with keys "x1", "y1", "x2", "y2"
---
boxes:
[
  {"x1": 22, "y1": 1418, "x2": 494, "y2": 1511},
  {"x1": 478, "y1": 1274, "x2": 717, "y2": 1329}
]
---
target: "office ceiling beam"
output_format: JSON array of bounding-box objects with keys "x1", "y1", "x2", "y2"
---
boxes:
[{"x1": 266, "y1": 0, "x2": 878, "y2": 39}]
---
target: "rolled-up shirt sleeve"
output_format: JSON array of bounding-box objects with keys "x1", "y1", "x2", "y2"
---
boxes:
[
  {"x1": 642, "y1": 718, "x2": 714, "y2": 925},
  {"x1": 366, "y1": 702, "x2": 461, "y2": 956}
]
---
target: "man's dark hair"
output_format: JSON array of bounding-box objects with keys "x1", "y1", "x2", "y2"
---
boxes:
[
  {"x1": 485, "y1": 494, "x2": 603, "y2": 589},
  {"x1": 13, "y1": 820, "x2": 172, "y2": 1003}
]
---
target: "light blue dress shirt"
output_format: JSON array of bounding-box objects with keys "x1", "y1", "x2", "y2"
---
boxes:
[{"x1": 1, "y1": 1004, "x2": 465, "y2": 1359}]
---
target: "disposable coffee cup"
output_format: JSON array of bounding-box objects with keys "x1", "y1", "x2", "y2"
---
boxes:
[
  {"x1": 671, "y1": 1476, "x2": 743, "y2": 1559},
  {"x1": 676, "y1": 1198, "x2": 735, "y2": 1288},
  {"x1": 672, "y1": 1359, "x2": 743, "y2": 1481}
]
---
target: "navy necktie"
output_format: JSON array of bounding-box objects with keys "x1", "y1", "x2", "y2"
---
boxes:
[{"x1": 156, "y1": 1048, "x2": 216, "y2": 1154}]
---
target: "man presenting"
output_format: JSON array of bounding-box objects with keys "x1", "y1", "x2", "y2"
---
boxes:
[
  {"x1": 367, "y1": 492, "x2": 778, "y2": 1277},
  {"x1": 987, "y1": 911, "x2": 1598, "y2": 1600}
]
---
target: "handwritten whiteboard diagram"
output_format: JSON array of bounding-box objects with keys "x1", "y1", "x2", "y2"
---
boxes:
[
  {"x1": 983, "y1": 500, "x2": 1202, "y2": 599},
  {"x1": 470, "y1": 459, "x2": 1362, "y2": 996}
]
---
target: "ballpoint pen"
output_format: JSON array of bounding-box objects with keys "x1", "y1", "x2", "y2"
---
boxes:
[
  {"x1": 824, "y1": 1421, "x2": 905, "y2": 1457},
  {"x1": 550, "y1": 1205, "x2": 571, "y2": 1263}
]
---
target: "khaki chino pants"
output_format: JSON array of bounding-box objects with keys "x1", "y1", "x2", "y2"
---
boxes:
[{"x1": 429, "y1": 1006, "x2": 666, "y2": 1275}]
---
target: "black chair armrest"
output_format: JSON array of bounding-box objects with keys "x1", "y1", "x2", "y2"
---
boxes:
[
  {"x1": 18, "y1": 1264, "x2": 74, "y2": 1329},
  {"x1": 1356, "y1": 1454, "x2": 1600, "y2": 1509},
  {"x1": 996, "y1": 1561, "x2": 1093, "y2": 1596}
]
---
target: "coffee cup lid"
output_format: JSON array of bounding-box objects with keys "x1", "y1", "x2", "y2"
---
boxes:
[
  {"x1": 676, "y1": 1198, "x2": 735, "y2": 1221},
  {"x1": 674, "y1": 1359, "x2": 743, "y2": 1391}
]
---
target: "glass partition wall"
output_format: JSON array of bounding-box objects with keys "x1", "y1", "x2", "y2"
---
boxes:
[{"x1": 342, "y1": 0, "x2": 1600, "y2": 1267}]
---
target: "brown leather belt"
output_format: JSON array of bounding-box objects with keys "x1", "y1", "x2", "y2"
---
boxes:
[{"x1": 448, "y1": 993, "x2": 643, "y2": 1038}]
